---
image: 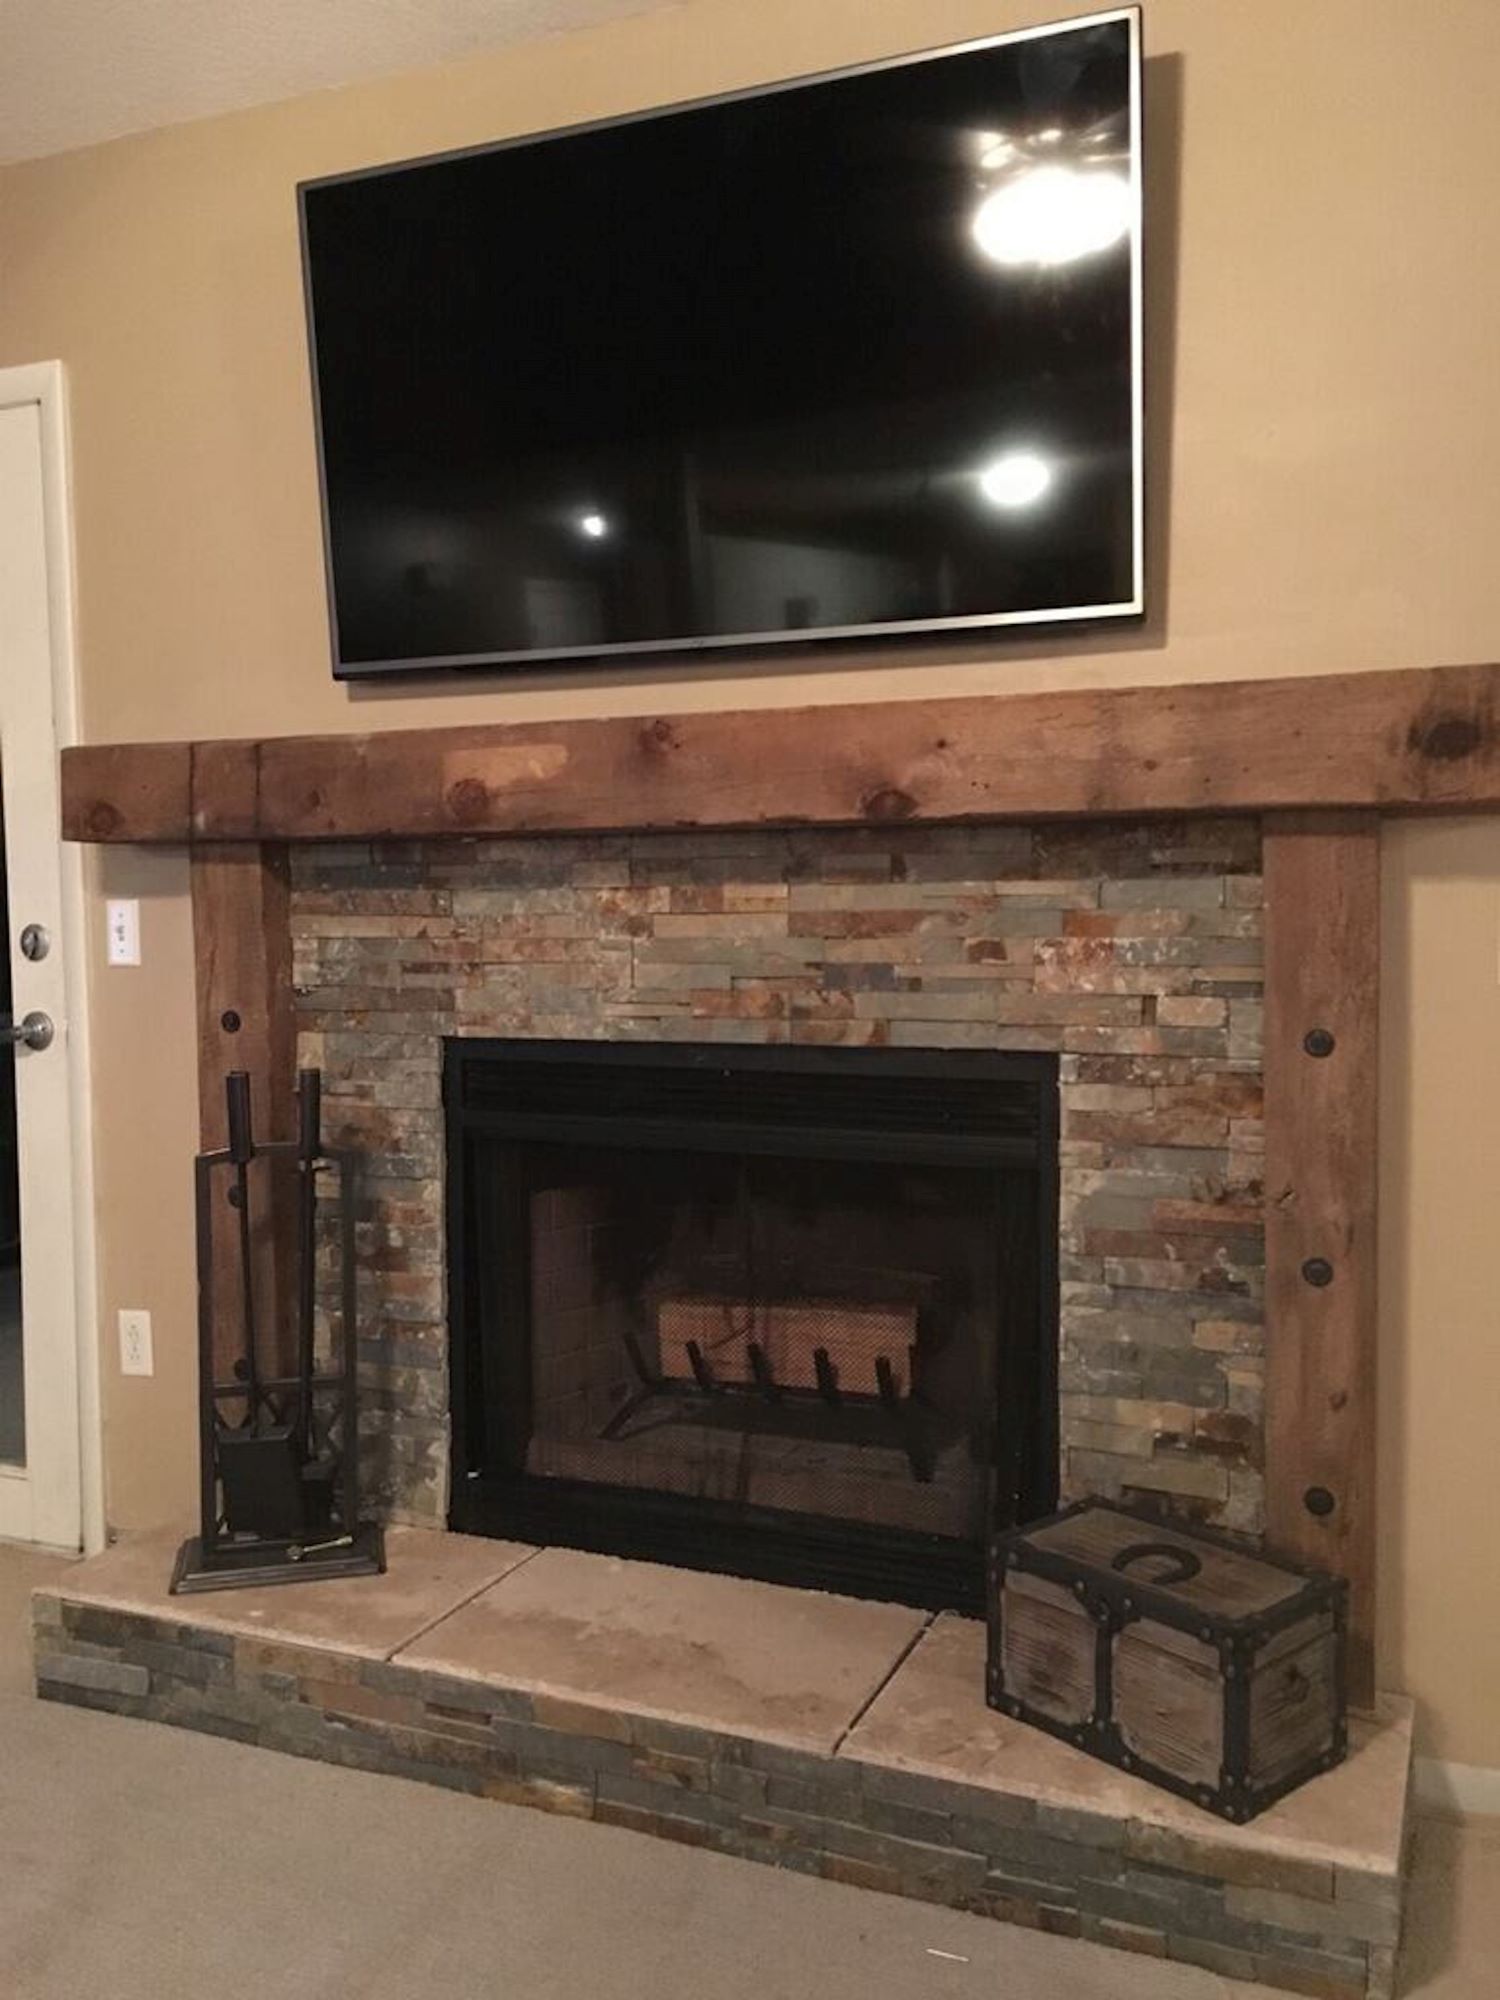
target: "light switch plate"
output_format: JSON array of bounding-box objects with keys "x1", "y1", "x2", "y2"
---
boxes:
[{"x1": 106, "y1": 899, "x2": 140, "y2": 966}]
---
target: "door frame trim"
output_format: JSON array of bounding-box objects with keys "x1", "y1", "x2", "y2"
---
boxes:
[{"x1": 0, "y1": 360, "x2": 102, "y2": 1553}]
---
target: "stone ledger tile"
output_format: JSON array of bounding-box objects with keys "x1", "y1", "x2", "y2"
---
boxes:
[
  {"x1": 39, "y1": 1526, "x2": 538, "y2": 1660},
  {"x1": 396, "y1": 1545, "x2": 928, "y2": 1753},
  {"x1": 294, "y1": 820, "x2": 1266, "y2": 1531},
  {"x1": 839, "y1": 1614, "x2": 1412, "y2": 1882}
]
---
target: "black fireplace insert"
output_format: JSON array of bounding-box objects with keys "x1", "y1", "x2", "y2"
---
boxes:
[{"x1": 445, "y1": 1040, "x2": 1058, "y2": 1613}]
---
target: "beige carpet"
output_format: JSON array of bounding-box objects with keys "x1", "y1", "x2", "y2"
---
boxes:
[{"x1": 0, "y1": 1544, "x2": 1490, "y2": 2000}]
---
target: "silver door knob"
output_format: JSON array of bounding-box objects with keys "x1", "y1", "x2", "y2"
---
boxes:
[{"x1": 0, "y1": 1011, "x2": 54, "y2": 1052}]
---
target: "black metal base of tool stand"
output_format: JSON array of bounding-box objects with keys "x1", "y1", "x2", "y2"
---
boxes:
[{"x1": 172, "y1": 1068, "x2": 385, "y2": 1595}]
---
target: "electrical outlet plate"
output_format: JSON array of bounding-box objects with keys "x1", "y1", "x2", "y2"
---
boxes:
[
  {"x1": 106, "y1": 899, "x2": 140, "y2": 966},
  {"x1": 118, "y1": 1308, "x2": 153, "y2": 1377}
]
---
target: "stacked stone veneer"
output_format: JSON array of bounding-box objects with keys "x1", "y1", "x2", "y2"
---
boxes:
[
  {"x1": 32, "y1": 1597, "x2": 1400, "y2": 2000},
  {"x1": 288, "y1": 818, "x2": 1266, "y2": 1531}
]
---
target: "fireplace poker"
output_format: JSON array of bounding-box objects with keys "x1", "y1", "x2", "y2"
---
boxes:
[
  {"x1": 224, "y1": 1070, "x2": 259, "y2": 1417},
  {"x1": 296, "y1": 1066, "x2": 322, "y2": 1458}
]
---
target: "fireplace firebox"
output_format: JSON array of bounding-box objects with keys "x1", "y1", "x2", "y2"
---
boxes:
[{"x1": 445, "y1": 1041, "x2": 1058, "y2": 1612}]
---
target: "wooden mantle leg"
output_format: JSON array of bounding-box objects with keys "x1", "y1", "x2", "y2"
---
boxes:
[
  {"x1": 190, "y1": 842, "x2": 295, "y2": 1383},
  {"x1": 1263, "y1": 814, "x2": 1380, "y2": 1710}
]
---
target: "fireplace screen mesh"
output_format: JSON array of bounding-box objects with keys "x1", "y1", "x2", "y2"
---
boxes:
[
  {"x1": 523, "y1": 1143, "x2": 997, "y2": 1541},
  {"x1": 447, "y1": 1041, "x2": 1057, "y2": 1609}
]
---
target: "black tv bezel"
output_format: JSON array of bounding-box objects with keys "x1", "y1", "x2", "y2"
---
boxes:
[{"x1": 297, "y1": 6, "x2": 1144, "y2": 682}]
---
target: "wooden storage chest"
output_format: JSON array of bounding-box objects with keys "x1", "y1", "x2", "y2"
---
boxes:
[{"x1": 987, "y1": 1501, "x2": 1348, "y2": 1822}]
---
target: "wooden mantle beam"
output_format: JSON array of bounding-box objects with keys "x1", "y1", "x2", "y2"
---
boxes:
[
  {"x1": 191, "y1": 843, "x2": 297, "y2": 1381},
  {"x1": 1262, "y1": 816, "x2": 1381, "y2": 1709},
  {"x1": 60, "y1": 659, "x2": 1500, "y2": 844}
]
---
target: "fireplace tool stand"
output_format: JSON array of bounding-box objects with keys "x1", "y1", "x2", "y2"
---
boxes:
[{"x1": 172, "y1": 1068, "x2": 384, "y2": 1593}]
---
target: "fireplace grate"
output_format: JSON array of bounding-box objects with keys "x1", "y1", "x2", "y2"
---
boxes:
[{"x1": 607, "y1": 1296, "x2": 952, "y2": 1485}]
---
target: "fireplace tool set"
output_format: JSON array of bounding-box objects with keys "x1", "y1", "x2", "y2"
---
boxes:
[{"x1": 171, "y1": 1068, "x2": 383, "y2": 1593}]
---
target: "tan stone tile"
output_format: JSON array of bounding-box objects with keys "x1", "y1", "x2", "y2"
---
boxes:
[
  {"x1": 530, "y1": 1692, "x2": 634, "y2": 1742},
  {"x1": 1127, "y1": 1819, "x2": 1334, "y2": 1900},
  {"x1": 397, "y1": 1546, "x2": 926, "y2": 1754},
  {"x1": 482, "y1": 1774, "x2": 593, "y2": 1817},
  {"x1": 51, "y1": 1525, "x2": 536, "y2": 1660},
  {"x1": 1158, "y1": 995, "x2": 1230, "y2": 1028},
  {"x1": 235, "y1": 1637, "x2": 364, "y2": 1687}
]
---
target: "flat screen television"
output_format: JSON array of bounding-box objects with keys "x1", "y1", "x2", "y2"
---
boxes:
[{"x1": 299, "y1": 7, "x2": 1142, "y2": 679}]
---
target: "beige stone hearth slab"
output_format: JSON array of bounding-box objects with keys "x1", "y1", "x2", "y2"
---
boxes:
[
  {"x1": 843, "y1": 1613, "x2": 1413, "y2": 1881},
  {"x1": 395, "y1": 1545, "x2": 928, "y2": 1753},
  {"x1": 41, "y1": 1526, "x2": 538, "y2": 1660}
]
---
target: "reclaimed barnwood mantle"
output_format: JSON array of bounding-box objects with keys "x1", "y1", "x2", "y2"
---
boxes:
[
  {"x1": 59, "y1": 661, "x2": 1425, "y2": 1710},
  {"x1": 59, "y1": 659, "x2": 1500, "y2": 844},
  {"x1": 1262, "y1": 815, "x2": 1380, "y2": 1703}
]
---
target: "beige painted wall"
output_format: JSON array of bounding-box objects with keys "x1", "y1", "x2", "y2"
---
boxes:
[
  {"x1": 1379, "y1": 820, "x2": 1500, "y2": 1773},
  {"x1": 0, "y1": 0, "x2": 1497, "y2": 1765}
]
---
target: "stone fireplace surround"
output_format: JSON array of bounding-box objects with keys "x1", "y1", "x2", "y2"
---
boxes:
[
  {"x1": 288, "y1": 814, "x2": 1268, "y2": 1554},
  {"x1": 59, "y1": 660, "x2": 1457, "y2": 1999}
]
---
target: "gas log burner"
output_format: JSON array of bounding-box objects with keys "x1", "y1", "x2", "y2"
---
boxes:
[{"x1": 446, "y1": 1041, "x2": 1059, "y2": 1612}]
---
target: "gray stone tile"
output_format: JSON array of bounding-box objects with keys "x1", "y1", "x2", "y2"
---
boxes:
[{"x1": 35, "y1": 1650, "x2": 149, "y2": 1698}]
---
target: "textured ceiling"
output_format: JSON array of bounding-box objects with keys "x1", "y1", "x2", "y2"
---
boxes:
[{"x1": 0, "y1": 0, "x2": 664, "y2": 165}]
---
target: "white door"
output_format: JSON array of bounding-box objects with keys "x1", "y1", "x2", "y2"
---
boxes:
[{"x1": 0, "y1": 372, "x2": 97, "y2": 1550}]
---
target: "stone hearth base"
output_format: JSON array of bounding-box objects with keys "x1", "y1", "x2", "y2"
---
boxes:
[{"x1": 33, "y1": 1530, "x2": 1410, "y2": 1999}]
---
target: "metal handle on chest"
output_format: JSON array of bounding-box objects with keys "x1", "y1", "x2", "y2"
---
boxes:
[
  {"x1": 1110, "y1": 1540, "x2": 1202, "y2": 1587},
  {"x1": 1281, "y1": 1662, "x2": 1312, "y2": 1706}
]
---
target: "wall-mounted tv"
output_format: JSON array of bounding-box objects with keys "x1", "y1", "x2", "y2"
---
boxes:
[{"x1": 299, "y1": 7, "x2": 1142, "y2": 679}]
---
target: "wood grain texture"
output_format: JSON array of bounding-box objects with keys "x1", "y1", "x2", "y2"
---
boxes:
[
  {"x1": 998, "y1": 1571, "x2": 1096, "y2": 1727},
  {"x1": 63, "y1": 739, "x2": 190, "y2": 841},
  {"x1": 1113, "y1": 1622, "x2": 1223, "y2": 1787},
  {"x1": 1030, "y1": 1505, "x2": 1301, "y2": 1617},
  {"x1": 1263, "y1": 814, "x2": 1380, "y2": 1711},
  {"x1": 59, "y1": 659, "x2": 1500, "y2": 844},
  {"x1": 190, "y1": 843, "x2": 296, "y2": 1378},
  {"x1": 1248, "y1": 1624, "x2": 1340, "y2": 1786}
]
